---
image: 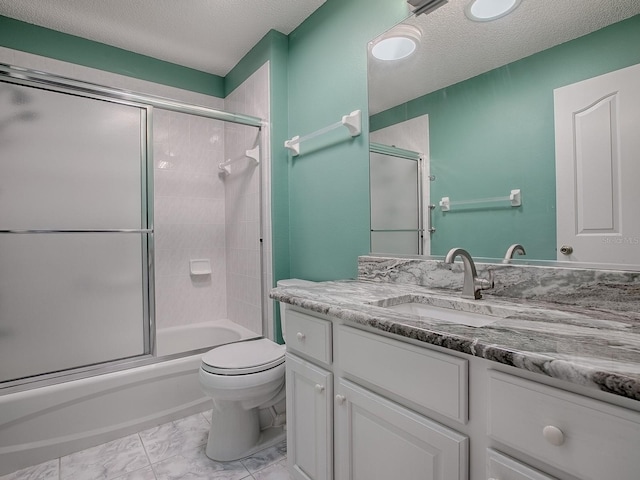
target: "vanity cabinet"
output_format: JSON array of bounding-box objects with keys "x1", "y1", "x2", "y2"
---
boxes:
[
  {"x1": 283, "y1": 306, "x2": 640, "y2": 480},
  {"x1": 285, "y1": 307, "x2": 469, "y2": 480},
  {"x1": 285, "y1": 309, "x2": 334, "y2": 480}
]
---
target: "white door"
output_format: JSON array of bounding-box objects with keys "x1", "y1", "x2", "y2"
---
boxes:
[
  {"x1": 334, "y1": 378, "x2": 468, "y2": 480},
  {"x1": 285, "y1": 353, "x2": 333, "y2": 480},
  {"x1": 554, "y1": 63, "x2": 640, "y2": 264}
]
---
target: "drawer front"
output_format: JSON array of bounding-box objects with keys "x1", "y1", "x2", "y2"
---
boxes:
[
  {"x1": 488, "y1": 371, "x2": 640, "y2": 480},
  {"x1": 337, "y1": 325, "x2": 468, "y2": 423},
  {"x1": 286, "y1": 309, "x2": 332, "y2": 365},
  {"x1": 487, "y1": 449, "x2": 556, "y2": 480}
]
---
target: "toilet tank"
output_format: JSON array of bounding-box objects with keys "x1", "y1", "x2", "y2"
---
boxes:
[{"x1": 276, "y1": 279, "x2": 316, "y2": 342}]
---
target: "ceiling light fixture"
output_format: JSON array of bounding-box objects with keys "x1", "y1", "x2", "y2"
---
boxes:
[
  {"x1": 465, "y1": 0, "x2": 521, "y2": 22},
  {"x1": 370, "y1": 25, "x2": 422, "y2": 61}
]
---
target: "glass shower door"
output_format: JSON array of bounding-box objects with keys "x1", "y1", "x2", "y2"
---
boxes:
[
  {"x1": 0, "y1": 79, "x2": 151, "y2": 385},
  {"x1": 370, "y1": 145, "x2": 424, "y2": 255}
]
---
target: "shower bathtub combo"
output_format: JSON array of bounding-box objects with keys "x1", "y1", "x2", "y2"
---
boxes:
[{"x1": 0, "y1": 63, "x2": 271, "y2": 475}]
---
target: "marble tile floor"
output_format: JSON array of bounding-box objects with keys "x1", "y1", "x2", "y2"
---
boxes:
[{"x1": 1, "y1": 411, "x2": 292, "y2": 480}]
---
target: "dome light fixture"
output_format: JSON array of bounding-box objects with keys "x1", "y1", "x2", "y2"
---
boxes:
[
  {"x1": 370, "y1": 25, "x2": 422, "y2": 61},
  {"x1": 465, "y1": 0, "x2": 521, "y2": 22}
]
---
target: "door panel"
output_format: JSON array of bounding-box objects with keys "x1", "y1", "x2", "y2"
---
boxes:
[
  {"x1": 286, "y1": 353, "x2": 333, "y2": 480},
  {"x1": 334, "y1": 378, "x2": 468, "y2": 480},
  {"x1": 0, "y1": 233, "x2": 145, "y2": 383},
  {"x1": 554, "y1": 63, "x2": 640, "y2": 264}
]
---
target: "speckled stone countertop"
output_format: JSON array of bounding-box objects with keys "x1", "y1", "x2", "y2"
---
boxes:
[{"x1": 270, "y1": 279, "x2": 640, "y2": 402}]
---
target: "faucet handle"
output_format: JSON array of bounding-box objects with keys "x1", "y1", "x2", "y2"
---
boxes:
[
  {"x1": 487, "y1": 269, "x2": 495, "y2": 288},
  {"x1": 475, "y1": 269, "x2": 494, "y2": 292}
]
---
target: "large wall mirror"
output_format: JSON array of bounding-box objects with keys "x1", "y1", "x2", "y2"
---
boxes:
[{"x1": 367, "y1": 0, "x2": 640, "y2": 268}]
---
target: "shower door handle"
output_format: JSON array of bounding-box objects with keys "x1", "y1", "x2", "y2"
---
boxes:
[{"x1": 427, "y1": 204, "x2": 436, "y2": 233}]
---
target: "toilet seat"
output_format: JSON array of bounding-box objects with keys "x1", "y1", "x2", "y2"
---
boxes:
[{"x1": 201, "y1": 338, "x2": 285, "y2": 375}]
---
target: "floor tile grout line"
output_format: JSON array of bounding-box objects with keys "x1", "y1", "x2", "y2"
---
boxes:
[{"x1": 136, "y1": 433, "x2": 158, "y2": 480}]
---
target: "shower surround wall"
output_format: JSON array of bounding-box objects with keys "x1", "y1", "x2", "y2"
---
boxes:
[
  {"x1": 0, "y1": 45, "x2": 273, "y2": 345},
  {"x1": 154, "y1": 64, "x2": 271, "y2": 335},
  {"x1": 224, "y1": 64, "x2": 272, "y2": 336},
  {"x1": 154, "y1": 65, "x2": 271, "y2": 336},
  {"x1": 153, "y1": 110, "x2": 228, "y2": 330}
]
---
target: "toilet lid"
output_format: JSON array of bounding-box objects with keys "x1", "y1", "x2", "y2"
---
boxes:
[{"x1": 201, "y1": 338, "x2": 285, "y2": 375}]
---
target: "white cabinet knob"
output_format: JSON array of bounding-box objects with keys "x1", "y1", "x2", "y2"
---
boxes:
[
  {"x1": 335, "y1": 394, "x2": 346, "y2": 405},
  {"x1": 296, "y1": 332, "x2": 306, "y2": 342},
  {"x1": 543, "y1": 425, "x2": 565, "y2": 446},
  {"x1": 315, "y1": 384, "x2": 325, "y2": 393}
]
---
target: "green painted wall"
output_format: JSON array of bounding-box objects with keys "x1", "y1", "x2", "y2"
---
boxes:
[
  {"x1": 0, "y1": 15, "x2": 224, "y2": 97},
  {"x1": 225, "y1": 30, "x2": 291, "y2": 343},
  {"x1": 371, "y1": 15, "x2": 640, "y2": 260},
  {"x1": 287, "y1": 0, "x2": 408, "y2": 281}
]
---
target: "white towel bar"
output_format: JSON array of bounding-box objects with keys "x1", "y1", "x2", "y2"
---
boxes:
[
  {"x1": 219, "y1": 146, "x2": 260, "y2": 174},
  {"x1": 439, "y1": 189, "x2": 521, "y2": 211},
  {"x1": 284, "y1": 110, "x2": 361, "y2": 156}
]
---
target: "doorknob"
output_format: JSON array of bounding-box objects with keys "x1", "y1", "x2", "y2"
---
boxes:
[{"x1": 559, "y1": 245, "x2": 573, "y2": 255}]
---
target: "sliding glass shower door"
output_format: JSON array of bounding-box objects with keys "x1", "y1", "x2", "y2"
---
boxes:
[
  {"x1": 0, "y1": 78, "x2": 152, "y2": 385},
  {"x1": 370, "y1": 144, "x2": 425, "y2": 255}
]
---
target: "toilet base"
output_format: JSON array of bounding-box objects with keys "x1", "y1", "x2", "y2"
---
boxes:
[
  {"x1": 208, "y1": 425, "x2": 286, "y2": 462},
  {"x1": 205, "y1": 401, "x2": 286, "y2": 462}
]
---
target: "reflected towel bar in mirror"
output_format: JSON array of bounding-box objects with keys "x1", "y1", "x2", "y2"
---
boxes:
[{"x1": 439, "y1": 189, "x2": 521, "y2": 211}]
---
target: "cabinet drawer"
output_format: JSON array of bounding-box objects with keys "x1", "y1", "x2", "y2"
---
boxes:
[
  {"x1": 488, "y1": 371, "x2": 640, "y2": 480},
  {"x1": 487, "y1": 449, "x2": 556, "y2": 480},
  {"x1": 286, "y1": 309, "x2": 332, "y2": 365},
  {"x1": 337, "y1": 325, "x2": 468, "y2": 423}
]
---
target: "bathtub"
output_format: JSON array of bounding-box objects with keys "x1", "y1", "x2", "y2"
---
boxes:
[{"x1": 0, "y1": 319, "x2": 259, "y2": 476}]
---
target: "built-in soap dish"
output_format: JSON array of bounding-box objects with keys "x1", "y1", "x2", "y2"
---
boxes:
[{"x1": 190, "y1": 259, "x2": 212, "y2": 276}]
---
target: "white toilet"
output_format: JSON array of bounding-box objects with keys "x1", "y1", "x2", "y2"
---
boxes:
[{"x1": 199, "y1": 278, "x2": 315, "y2": 461}]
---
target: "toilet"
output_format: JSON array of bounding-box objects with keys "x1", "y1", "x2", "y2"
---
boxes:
[{"x1": 199, "y1": 278, "x2": 315, "y2": 461}]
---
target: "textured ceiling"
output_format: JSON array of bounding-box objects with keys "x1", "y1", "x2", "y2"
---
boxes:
[
  {"x1": 0, "y1": 0, "x2": 326, "y2": 76},
  {"x1": 369, "y1": 0, "x2": 640, "y2": 114}
]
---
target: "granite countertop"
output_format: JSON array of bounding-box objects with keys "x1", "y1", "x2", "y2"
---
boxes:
[{"x1": 270, "y1": 280, "x2": 640, "y2": 402}]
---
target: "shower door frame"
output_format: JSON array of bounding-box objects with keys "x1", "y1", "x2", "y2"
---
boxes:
[{"x1": 0, "y1": 64, "x2": 265, "y2": 394}]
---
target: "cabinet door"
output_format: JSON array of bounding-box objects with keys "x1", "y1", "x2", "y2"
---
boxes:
[
  {"x1": 286, "y1": 353, "x2": 333, "y2": 480},
  {"x1": 334, "y1": 379, "x2": 468, "y2": 480}
]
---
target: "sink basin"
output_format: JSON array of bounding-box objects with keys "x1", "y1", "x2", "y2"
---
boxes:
[
  {"x1": 385, "y1": 302, "x2": 500, "y2": 327},
  {"x1": 372, "y1": 294, "x2": 519, "y2": 327}
]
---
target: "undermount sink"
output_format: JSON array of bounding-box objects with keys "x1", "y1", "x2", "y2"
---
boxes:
[
  {"x1": 385, "y1": 302, "x2": 500, "y2": 327},
  {"x1": 374, "y1": 295, "x2": 518, "y2": 327}
]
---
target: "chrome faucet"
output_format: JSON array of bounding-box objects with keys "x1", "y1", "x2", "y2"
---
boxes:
[
  {"x1": 503, "y1": 243, "x2": 526, "y2": 263},
  {"x1": 444, "y1": 248, "x2": 494, "y2": 299}
]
